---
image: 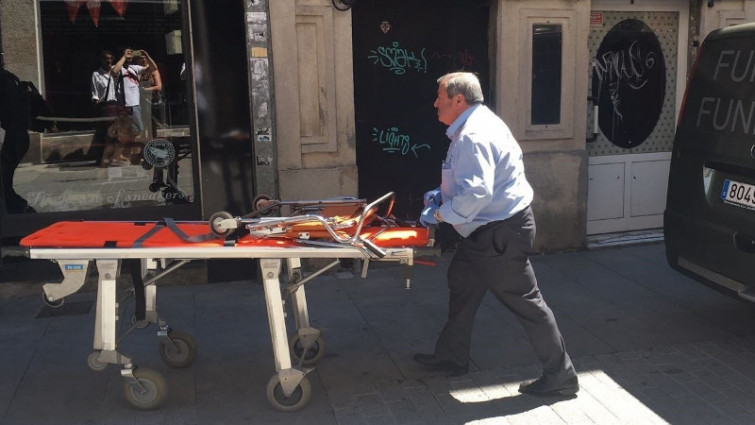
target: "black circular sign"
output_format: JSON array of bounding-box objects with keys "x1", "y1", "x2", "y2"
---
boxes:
[
  {"x1": 144, "y1": 139, "x2": 176, "y2": 168},
  {"x1": 592, "y1": 19, "x2": 665, "y2": 148}
]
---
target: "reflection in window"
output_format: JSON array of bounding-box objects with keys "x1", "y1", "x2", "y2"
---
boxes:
[
  {"x1": 10, "y1": 0, "x2": 194, "y2": 214},
  {"x1": 531, "y1": 24, "x2": 562, "y2": 125}
]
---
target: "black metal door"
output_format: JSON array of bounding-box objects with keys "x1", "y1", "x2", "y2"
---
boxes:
[{"x1": 352, "y1": 0, "x2": 489, "y2": 220}]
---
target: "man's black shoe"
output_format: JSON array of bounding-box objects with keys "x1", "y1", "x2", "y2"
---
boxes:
[
  {"x1": 412, "y1": 353, "x2": 468, "y2": 375},
  {"x1": 518, "y1": 375, "x2": 579, "y2": 397}
]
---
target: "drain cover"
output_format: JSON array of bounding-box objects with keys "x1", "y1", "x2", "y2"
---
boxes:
[{"x1": 36, "y1": 300, "x2": 94, "y2": 318}]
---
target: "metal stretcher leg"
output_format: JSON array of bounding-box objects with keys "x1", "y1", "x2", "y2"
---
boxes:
[
  {"x1": 128, "y1": 259, "x2": 158, "y2": 328},
  {"x1": 260, "y1": 258, "x2": 311, "y2": 411},
  {"x1": 287, "y1": 258, "x2": 309, "y2": 329},
  {"x1": 90, "y1": 259, "x2": 168, "y2": 410},
  {"x1": 93, "y1": 260, "x2": 122, "y2": 355},
  {"x1": 134, "y1": 258, "x2": 198, "y2": 369},
  {"x1": 286, "y1": 258, "x2": 325, "y2": 367}
]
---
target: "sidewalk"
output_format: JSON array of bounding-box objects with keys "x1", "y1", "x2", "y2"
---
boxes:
[{"x1": 2, "y1": 242, "x2": 755, "y2": 424}]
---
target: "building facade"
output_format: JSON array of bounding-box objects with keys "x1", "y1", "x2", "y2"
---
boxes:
[{"x1": 0, "y1": 0, "x2": 751, "y2": 251}]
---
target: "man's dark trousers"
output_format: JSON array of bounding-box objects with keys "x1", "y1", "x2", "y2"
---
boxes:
[{"x1": 433, "y1": 206, "x2": 574, "y2": 378}]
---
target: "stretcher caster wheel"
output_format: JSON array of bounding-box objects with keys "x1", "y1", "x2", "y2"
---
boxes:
[
  {"x1": 266, "y1": 374, "x2": 311, "y2": 412},
  {"x1": 86, "y1": 351, "x2": 108, "y2": 372},
  {"x1": 209, "y1": 211, "x2": 234, "y2": 238},
  {"x1": 42, "y1": 292, "x2": 64, "y2": 308},
  {"x1": 253, "y1": 195, "x2": 276, "y2": 217},
  {"x1": 289, "y1": 334, "x2": 326, "y2": 366},
  {"x1": 124, "y1": 368, "x2": 167, "y2": 410},
  {"x1": 159, "y1": 330, "x2": 197, "y2": 368}
]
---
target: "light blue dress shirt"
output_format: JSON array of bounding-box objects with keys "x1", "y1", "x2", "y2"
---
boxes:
[{"x1": 436, "y1": 104, "x2": 534, "y2": 237}]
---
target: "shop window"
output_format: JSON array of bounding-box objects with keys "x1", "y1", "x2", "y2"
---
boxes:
[
  {"x1": 5, "y1": 0, "x2": 194, "y2": 214},
  {"x1": 519, "y1": 11, "x2": 575, "y2": 140},
  {"x1": 531, "y1": 24, "x2": 562, "y2": 125}
]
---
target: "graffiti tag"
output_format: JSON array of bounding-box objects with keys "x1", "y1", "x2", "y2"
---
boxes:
[
  {"x1": 593, "y1": 39, "x2": 656, "y2": 121},
  {"x1": 368, "y1": 42, "x2": 428, "y2": 75},
  {"x1": 371, "y1": 126, "x2": 430, "y2": 158}
]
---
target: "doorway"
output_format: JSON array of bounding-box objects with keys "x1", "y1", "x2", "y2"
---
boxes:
[
  {"x1": 585, "y1": 1, "x2": 688, "y2": 235},
  {"x1": 351, "y1": 0, "x2": 490, "y2": 220}
]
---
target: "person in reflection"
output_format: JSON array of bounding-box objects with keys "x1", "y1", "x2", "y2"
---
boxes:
[
  {"x1": 101, "y1": 115, "x2": 142, "y2": 167},
  {"x1": 89, "y1": 49, "x2": 118, "y2": 164},
  {"x1": 111, "y1": 47, "x2": 157, "y2": 135},
  {"x1": 415, "y1": 72, "x2": 579, "y2": 397},
  {"x1": 91, "y1": 50, "x2": 117, "y2": 108},
  {"x1": 0, "y1": 67, "x2": 55, "y2": 214}
]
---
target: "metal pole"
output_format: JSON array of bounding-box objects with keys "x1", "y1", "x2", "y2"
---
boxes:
[
  {"x1": 0, "y1": 3, "x2": 4, "y2": 68},
  {"x1": 243, "y1": 0, "x2": 277, "y2": 200}
]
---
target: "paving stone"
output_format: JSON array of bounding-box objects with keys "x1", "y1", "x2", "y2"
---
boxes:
[{"x1": 4, "y1": 242, "x2": 755, "y2": 424}]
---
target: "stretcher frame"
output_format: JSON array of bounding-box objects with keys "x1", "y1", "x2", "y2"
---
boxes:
[{"x1": 22, "y1": 192, "x2": 435, "y2": 411}]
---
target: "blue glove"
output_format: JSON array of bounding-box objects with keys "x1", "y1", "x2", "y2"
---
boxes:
[
  {"x1": 419, "y1": 203, "x2": 439, "y2": 227},
  {"x1": 423, "y1": 189, "x2": 441, "y2": 207}
]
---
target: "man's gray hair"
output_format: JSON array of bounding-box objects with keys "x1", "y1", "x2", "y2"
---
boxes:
[{"x1": 437, "y1": 72, "x2": 484, "y2": 104}]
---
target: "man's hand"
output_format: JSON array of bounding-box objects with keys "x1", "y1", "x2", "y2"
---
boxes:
[
  {"x1": 419, "y1": 203, "x2": 439, "y2": 227},
  {"x1": 424, "y1": 189, "x2": 441, "y2": 207}
]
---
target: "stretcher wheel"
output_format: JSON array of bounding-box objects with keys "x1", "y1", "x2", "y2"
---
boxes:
[
  {"x1": 124, "y1": 368, "x2": 167, "y2": 410},
  {"x1": 159, "y1": 330, "x2": 197, "y2": 368},
  {"x1": 266, "y1": 374, "x2": 311, "y2": 412},
  {"x1": 253, "y1": 194, "x2": 277, "y2": 217},
  {"x1": 42, "y1": 292, "x2": 64, "y2": 308},
  {"x1": 87, "y1": 351, "x2": 108, "y2": 372},
  {"x1": 209, "y1": 211, "x2": 234, "y2": 238},
  {"x1": 289, "y1": 334, "x2": 326, "y2": 366}
]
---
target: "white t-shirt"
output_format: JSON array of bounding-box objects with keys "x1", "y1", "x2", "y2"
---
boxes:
[
  {"x1": 91, "y1": 68, "x2": 116, "y2": 102},
  {"x1": 120, "y1": 64, "x2": 145, "y2": 107}
]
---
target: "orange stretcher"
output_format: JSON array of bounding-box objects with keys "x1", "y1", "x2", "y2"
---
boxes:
[{"x1": 20, "y1": 192, "x2": 436, "y2": 412}]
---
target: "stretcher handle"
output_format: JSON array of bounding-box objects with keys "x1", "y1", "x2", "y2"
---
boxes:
[
  {"x1": 360, "y1": 238, "x2": 387, "y2": 258},
  {"x1": 350, "y1": 192, "x2": 395, "y2": 244}
]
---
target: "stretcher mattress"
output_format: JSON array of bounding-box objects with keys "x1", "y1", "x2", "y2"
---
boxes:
[{"x1": 20, "y1": 221, "x2": 429, "y2": 249}]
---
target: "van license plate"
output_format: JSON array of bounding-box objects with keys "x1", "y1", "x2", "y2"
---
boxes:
[{"x1": 721, "y1": 179, "x2": 755, "y2": 210}]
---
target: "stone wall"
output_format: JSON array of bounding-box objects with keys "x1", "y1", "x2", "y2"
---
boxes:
[{"x1": 0, "y1": 1, "x2": 41, "y2": 86}]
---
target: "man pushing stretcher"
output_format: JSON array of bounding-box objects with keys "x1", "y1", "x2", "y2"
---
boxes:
[{"x1": 412, "y1": 72, "x2": 579, "y2": 397}]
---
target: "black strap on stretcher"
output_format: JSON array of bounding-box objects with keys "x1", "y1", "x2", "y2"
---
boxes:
[
  {"x1": 127, "y1": 218, "x2": 226, "y2": 322},
  {"x1": 132, "y1": 223, "x2": 166, "y2": 247},
  {"x1": 120, "y1": 218, "x2": 227, "y2": 247},
  {"x1": 163, "y1": 218, "x2": 221, "y2": 243},
  {"x1": 127, "y1": 259, "x2": 147, "y2": 322}
]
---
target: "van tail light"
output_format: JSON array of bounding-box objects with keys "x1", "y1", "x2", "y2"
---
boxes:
[{"x1": 678, "y1": 42, "x2": 705, "y2": 127}]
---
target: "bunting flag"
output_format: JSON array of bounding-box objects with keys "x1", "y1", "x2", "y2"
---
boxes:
[
  {"x1": 87, "y1": 0, "x2": 102, "y2": 27},
  {"x1": 64, "y1": 0, "x2": 85, "y2": 23},
  {"x1": 107, "y1": 0, "x2": 129, "y2": 17},
  {"x1": 64, "y1": 0, "x2": 128, "y2": 26}
]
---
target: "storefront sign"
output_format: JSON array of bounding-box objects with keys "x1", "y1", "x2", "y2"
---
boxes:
[{"x1": 590, "y1": 12, "x2": 603, "y2": 26}]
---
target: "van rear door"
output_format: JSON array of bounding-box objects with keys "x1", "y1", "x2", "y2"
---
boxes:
[{"x1": 665, "y1": 23, "x2": 755, "y2": 299}]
